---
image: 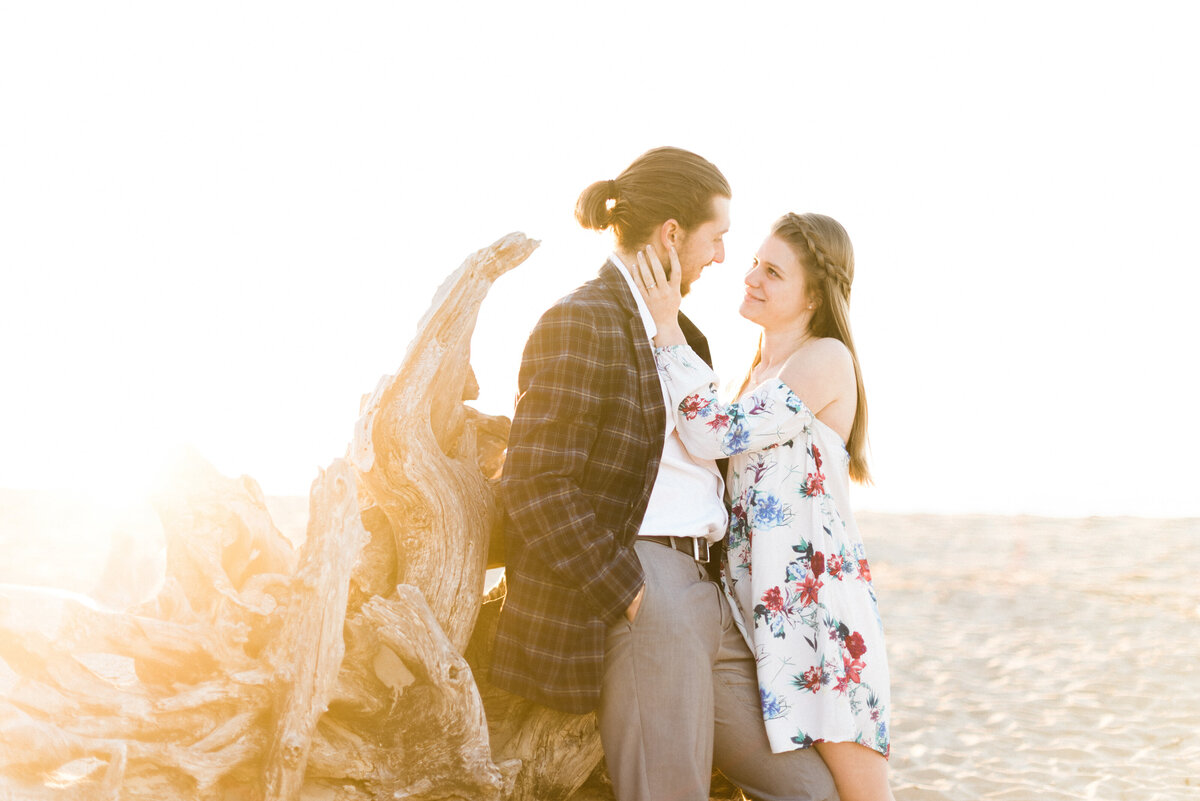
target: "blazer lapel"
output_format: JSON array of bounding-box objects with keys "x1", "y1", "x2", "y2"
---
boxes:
[
  {"x1": 678, "y1": 309, "x2": 728, "y2": 481},
  {"x1": 678, "y1": 312, "x2": 713, "y2": 367},
  {"x1": 599, "y1": 262, "x2": 667, "y2": 450},
  {"x1": 627, "y1": 314, "x2": 667, "y2": 439}
]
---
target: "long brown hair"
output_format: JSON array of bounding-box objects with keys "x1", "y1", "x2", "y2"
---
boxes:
[
  {"x1": 575, "y1": 146, "x2": 730, "y2": 249},
  {"x1": 742, "y1": 213, "x2": 871, "y2": 483}
]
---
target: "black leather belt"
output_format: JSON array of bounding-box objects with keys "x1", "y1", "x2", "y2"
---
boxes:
[{"x1": 642, "y1": 535, "x2": 710, "y2": 563}]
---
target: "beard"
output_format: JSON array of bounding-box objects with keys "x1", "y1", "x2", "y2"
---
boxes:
[
  {"x1": 679, "y1": 261, "x2": 709, "y2": 296},
  {"x1": 675, "y1": 256, "x2": 699, "y2": 296},
  {"x1": 674, "y1": 239, "x2": 708, "y2": 297}
]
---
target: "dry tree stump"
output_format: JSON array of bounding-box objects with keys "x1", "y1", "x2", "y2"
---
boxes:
[{"x1": 0, "y1": 233, "x2": 612, "y2": 801}]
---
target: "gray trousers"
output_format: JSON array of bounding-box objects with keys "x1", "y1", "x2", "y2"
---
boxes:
[{"x1": 598, "y1": 540, "x2": 839, "y2": 801}]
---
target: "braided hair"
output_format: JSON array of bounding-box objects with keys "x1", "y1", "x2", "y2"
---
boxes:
[{"x1": 751, "y1": 213, "x2": 871, "y2": 483}]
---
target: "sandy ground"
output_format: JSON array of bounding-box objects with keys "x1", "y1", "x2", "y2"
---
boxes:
[
  {"x1": 1, "y1": 492, "x2": 1197, "y2": 800},
  {"x1": 859, "y1": 513, "x2": 1200, "y2": 801}
]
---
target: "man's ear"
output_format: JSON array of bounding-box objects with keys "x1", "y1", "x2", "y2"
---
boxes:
[{"x1": 658, "y1": 219, "x2": 682, "y2": 249}]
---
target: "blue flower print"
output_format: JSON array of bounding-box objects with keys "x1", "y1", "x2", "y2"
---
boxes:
[
  {"x1": 753, "y1": 494, "x2": 790, "y2": 528},
  {"x1": 761, "y1": 688, "x2": 789, "y2": 720},
  {"x1": 724, "y1": 425, "x2": 751, "y2": 454}
]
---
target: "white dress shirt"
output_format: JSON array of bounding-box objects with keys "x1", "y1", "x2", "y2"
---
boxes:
[{"x1": 609, "y1": 254, "x2": 728, "y2": 543}]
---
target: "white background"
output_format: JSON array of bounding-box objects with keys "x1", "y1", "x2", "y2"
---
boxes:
[{"x1": 3, "y1": 1, "x2": 1197, "y2": 516}]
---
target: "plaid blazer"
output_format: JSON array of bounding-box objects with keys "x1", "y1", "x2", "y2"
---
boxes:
[{"x1": 490, "y1": 261, "x2": 714, "y2": 713}]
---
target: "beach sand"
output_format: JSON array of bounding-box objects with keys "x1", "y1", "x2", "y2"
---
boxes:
[
  {"x1": 859, "y1": 513, "x2": 1200, "y2": 801},
  {"x1": 1, "y1": 493, "x2": 1196, "y2": 799}
]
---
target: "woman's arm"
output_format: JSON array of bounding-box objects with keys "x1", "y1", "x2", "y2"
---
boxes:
[{"x1": 654, "y1": 344, "x2": 816, "y2": 460}]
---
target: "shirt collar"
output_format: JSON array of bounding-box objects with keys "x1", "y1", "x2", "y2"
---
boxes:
[{"x1": 609, "y1": 252, "x2": 658, "y2": 340}]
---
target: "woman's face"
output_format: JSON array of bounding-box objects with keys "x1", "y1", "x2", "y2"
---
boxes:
[{"x1": 739, "y1": 234, "x2": 813, "y2": 329}]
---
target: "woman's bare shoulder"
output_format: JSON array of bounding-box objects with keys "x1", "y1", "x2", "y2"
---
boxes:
[
  {"x1": 783, "y1": 337, "x2": 852, "y2": 379},
  {"x1": 774, "y1": 338, "x2": 853, "y2": 413}
]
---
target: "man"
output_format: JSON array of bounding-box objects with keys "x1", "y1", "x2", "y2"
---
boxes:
[{"x1": 492, "y1": 147, "x2": 838, "y2": 801}]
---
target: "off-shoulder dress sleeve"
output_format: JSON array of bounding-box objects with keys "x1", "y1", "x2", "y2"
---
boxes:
[{"x1": 653, "y1": 344, "x2": 814, "y2": 460}]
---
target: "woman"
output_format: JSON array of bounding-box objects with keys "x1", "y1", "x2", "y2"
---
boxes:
[{"x1": 632, "y1": 213, "x2": 893, "y2": 801}]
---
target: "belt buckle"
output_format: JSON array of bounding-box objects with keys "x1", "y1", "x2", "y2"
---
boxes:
[{"x1": 691, "y1": 537, "x2": 709, "y2": 564}]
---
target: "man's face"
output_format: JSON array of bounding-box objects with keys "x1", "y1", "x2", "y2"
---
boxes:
[{"x1": 674, "y1": 196, "x2": 730, "y2": 295}]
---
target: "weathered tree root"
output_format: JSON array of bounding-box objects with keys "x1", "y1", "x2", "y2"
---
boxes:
[{"x1": 0, "y1": 233, "x2": 621, "y2": 800}]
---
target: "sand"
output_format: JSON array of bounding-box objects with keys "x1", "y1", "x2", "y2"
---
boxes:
[
  {"x1": 859, "y1": 513, "x2": 1200, "y2": 801},
  {"x1": 2, "y1": 493, "x2": 1197, "y2": 800}
]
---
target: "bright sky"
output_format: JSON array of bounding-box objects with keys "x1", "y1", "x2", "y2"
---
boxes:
[{"x1": 2, "y1": 2, "x2": 1198, "y2": 518}]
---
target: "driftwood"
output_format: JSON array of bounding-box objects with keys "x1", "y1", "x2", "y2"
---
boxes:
[{"x1": 0, "y1": 233, "x2": 623, "y2": 800}]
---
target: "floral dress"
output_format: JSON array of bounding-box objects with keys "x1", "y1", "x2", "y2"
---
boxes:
[{"x1": 654, "y1": 344, "x2": 890, "y2": 758}]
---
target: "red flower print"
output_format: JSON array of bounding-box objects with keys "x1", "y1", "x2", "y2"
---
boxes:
[
  {"x1": 806, "y1": 472, "x2": 825, "y2": 496},
  {"x1": 827, "y1": 555, "x2": 844, "y2": 578},
  {"x1": 680, "y1": 395, "x2": 706, "y2": 419},
  {"x1": 845, "y1": 632, "x2": 867, "y2": 660},
  {"x1": 834, "y1": 674, "x2": 850, "y2": 695},
  {"x1": 811, "y1": 551, "x2": 825, "y2": 578},
  {"x1": 706, "y1": 412, "x2": 731, "y2": 431},
  {"x1": 762, "y1": 586, "x2": 784, "y2": 612},
  {"x1": 812, "y1": 445, "x2": 823, "y2": 471},
  {"x1": 798, "y1": 574, "x2": 823, "y2": 606},
  {"x1": 843, "y1": 656, "x2": 865, "y2": 684},
  {"x1": 802, "y1": 666, "x2": 823, "y2": 693},
  {"x1": 857, "y1": 559, "x2": 872, "y2": 582}
]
